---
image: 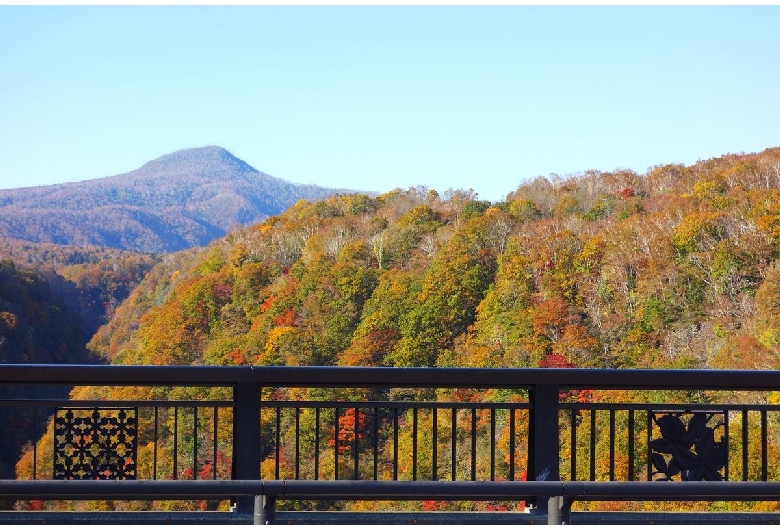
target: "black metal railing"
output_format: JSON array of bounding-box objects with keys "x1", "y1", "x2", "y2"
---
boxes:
[
  {"x1": 2, "y1": 364, "x2": 780, "y2": 519},
  {"x1": 1, "y1": 396, "x2": 234, "y2": 482},
  {"x1": 260, "y1": 399, "x2": 530, "y2": 482}
]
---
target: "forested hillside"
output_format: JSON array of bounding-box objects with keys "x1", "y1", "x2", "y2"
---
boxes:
[
  {"x1": 0, "y1": 259, "x2": 97, "y2": 365},
  {"x1": 0, "y1": 239, "x2": 158, "y2": 342},
  {"x1": 86, "y1": 146, "x2": 780, "y2": 372},
  {"x1": 14, "y1": 145, "x2": 780, "y2": 513},
  {"x1": 0, "y1": 146, "x2": 358, "y2": 253}
]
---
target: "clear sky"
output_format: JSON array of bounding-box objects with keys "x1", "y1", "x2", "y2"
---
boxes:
[{"x1": 1, "y1": 5, "x2": 779, "y2": 202}]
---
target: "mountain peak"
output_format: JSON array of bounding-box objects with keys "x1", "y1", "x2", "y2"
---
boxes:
[
  {"x1": 0, "y1": 146, "x2": 360, "y2": 253},
  {"x1": 133, "y1": 145, "x2": 258, "y2": 178}
]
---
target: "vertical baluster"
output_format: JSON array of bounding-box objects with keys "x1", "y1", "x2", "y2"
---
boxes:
[
  {"x1": 373, "y1": 407, "x2": 379, "y2": 481},
  {"x1": 173, "y1": 406, "x2": 178, "y2": 480},
  {"x1": 609, "y1": 409, "x2": 615, "y2": 481},
  {"x1": 471, "y1": 408, "x2": 477, "y2": 481},
  {"x1": 354, "y1": 407, "x2": 359, "y2": 481},
  {"x1": 509, "y1": 408, "x2": 515, "y2": 481},
  {"x1": 570, "y1": 408, "x2": 577, "y2": 481},
  {"x1": 432, "y1": 407, "x2": 438, "y2": 481},
  {"x1": 412, "y1": 407, "x2": 417, "y2": 480},
  {"x1": 153, "y1": 407, "x2": 158, "y2": 480},
  {"x1": 412, "y1": 408, "x2": 418, "y2": 480},
  {"x1": 334, "y1": 407, "x2": 339, "y2": 481},
  {"x1": 761, "y1": 410, "x2": 768, "y2": 481},
  {"x1": 314, "y1": 407, "x2": 320, "y2": 481},
  {"x1": 590, "y1": 409, "x2": 596, "y2": 481},
  {"x1": 393, "y1": 408, "x2": 399, "y2": 481},
  {"x1": 490, "y1": 408, "x2": 496, "y2": 482},
  {"x1": 627, "y1": 409, "x2": 634, "y2": 481},
  {"x1": 742, "y1": 409, "x2": 749, "y2": 481},
  {"x1": 275, "y1": 407, "x2": 281, "y2": 480},
  {"x1": 295, "y1": 407, "x2": 301, "y2": 480},
  {"x1": 724, "y1": 410, "x2": 730, "y2": 481},
  {"x1": 213, "y1": 407, "x2": 218, "y2": 480},
  {"x1": 193, "y1": 407, "x2": 198, "y2": 480},
  {"x1": 646, "y1": 411, "x2": 652, "y2": 481},
  {"x1": 451, "y1": 408, "x2": 457, "y2": 481}
]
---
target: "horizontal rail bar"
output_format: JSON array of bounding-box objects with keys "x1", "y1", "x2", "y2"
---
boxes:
[
  {"x1": 4, "y1": 510, "x2": 780, "y2": 526},
  {"x1": 0, "y1": 365, "x2": 252, "y2": 385},
  {"x1": 559, "y1": 402, "x2": 780, "y2": 412},
  {"x1": 0, "y1": 400, "x2": 233, "y2": 407},
  {"x1": 5, "y1": 364, "x2": 780, "y2": 390},
  {"x1": 9, "y1": 399, "x2": 777, "y2": 412},
  {"x1": 262, "y1": 400, "x2": 530, "y2": 409},
  {"x1": 5, "y1": 480, "x2": 780, "y2": 502}
]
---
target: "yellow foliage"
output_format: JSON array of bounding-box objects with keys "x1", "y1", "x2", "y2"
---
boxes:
[{"x1": 261, "y1": 325, "x2": 294, "y2": 365}]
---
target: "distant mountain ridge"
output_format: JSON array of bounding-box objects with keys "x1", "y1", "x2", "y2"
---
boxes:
[{"x1": 0, "y1": 146, "x2": 360, "y2": 253}]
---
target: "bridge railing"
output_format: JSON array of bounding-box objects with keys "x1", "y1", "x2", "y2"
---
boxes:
[{"x1": 1, "y1": 365, "x2": 780, "y2": 517}]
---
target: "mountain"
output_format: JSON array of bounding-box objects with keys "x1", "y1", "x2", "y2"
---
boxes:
[{"x1": 0, "y1": 146, "x2": 360, "y2": 253}]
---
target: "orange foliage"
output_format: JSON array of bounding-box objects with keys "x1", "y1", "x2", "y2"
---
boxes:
[
  {"x1": 329, "y1": 408, "x2": 367, "y2": 453},
  {"x1": 272, "y1": 309, "x2": 298, "y2": 327}
]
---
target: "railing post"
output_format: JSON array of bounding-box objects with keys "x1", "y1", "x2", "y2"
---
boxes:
[
  {"x1": 254, "y1": 495, "x2": 276, "y2": 525},
  {"x1": 547, "y1": 495, "x2": 572, "y2": 525},
  {"x1": 234, "y1": 379, "x2": 263, "y2": 514},
  {"x1": 528, "y1": 383, "x2": 560, "y2": 513}
]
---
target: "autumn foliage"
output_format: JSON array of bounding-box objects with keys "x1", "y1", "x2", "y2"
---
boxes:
[{"x1": 7, "y1": 146, "x2": 780, "y2": 514}]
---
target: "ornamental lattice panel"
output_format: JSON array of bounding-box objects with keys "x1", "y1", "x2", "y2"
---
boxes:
[
  {"x1": 649, "y1": 410, "x2": 727, "y2": 481},
  {"x1": 53, "y1": 407, "x2": 137, "y2": 480}
]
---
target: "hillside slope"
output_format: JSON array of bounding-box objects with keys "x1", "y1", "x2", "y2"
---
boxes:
[
  {"x1": 0, "y1": 146, "x2": 359, "y2": 253},
  {"x1": 88, "y1": 146, "x2": 780, "y2": 372}
]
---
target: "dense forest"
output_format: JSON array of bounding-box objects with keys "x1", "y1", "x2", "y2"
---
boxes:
[
  {"x1": 6, "y1": 145, "x2": 780, "y2": 513},
  {"x1": 0, "y1": 146, "x2": 356, "y2": 253},
  {"x1": 0, "y1": 239, "x2": 158, "y2": 342},
  {"x1": 80, "y1": 146, "x2": 780, "y2": 373}
]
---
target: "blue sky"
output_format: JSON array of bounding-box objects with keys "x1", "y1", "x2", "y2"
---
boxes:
[{"x1": 1, "y1": 5, "x2": 778, "y2": 202}]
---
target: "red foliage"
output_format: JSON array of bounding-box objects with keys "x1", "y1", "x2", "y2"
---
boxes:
[
  {"x1": 572, "y1": 389, "x2": 594, "y2": 403},
  {"x1": 329, "y1": 408, "x2": 367, "y2": 453},
  {"x1": 198, "y1": 462, "x2": 214, "y2": 480},
  {"x1": 537, "y1": 353, "x2": 574, "y2": 369},
  {"x1": 273, "y1": 309, "x2": 298, "y2": 327},
  {"x1": 616, "y1": 187, "x2": 635, "y2": 200},
  {"x1": 228, "y1": 349, "x2": 248, "y2": 365},
  {"x1": 29, "y1": 500, "x2": 43, "y2": 511},
  {"x1": 197, "y1": 450, "x2": 232, "y2": 480},
  {"x1": 260, "y1": 295, "x2": 276, "y2": 313},
  {"x1": 422, "y1": 499, "x2": 449, "y2": 511},
  {"x1": 178, "y1": 450, "x2": 233, "y2": 483},
  {"x1": 476, "y1": 247, "x2": 494, "y2": 266}
]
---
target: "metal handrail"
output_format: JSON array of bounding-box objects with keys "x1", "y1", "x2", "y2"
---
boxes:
[
  {"x1": 5, "y1": 364, "x2": 780, "y2": 523},
  {"x1": 5, "y1": 479, "x2": 780, "y2": 525},
  {"x1": 2, "y1": 364, "x2": 780, "y2": 390}
]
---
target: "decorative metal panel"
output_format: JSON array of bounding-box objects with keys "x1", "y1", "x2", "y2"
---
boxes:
[
  {"x1": 649, "y1": 411, "x2": 726, "y2": 481},
  {"x1": 53, "y1": 408, "x2": 137, "y2": 480}
]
